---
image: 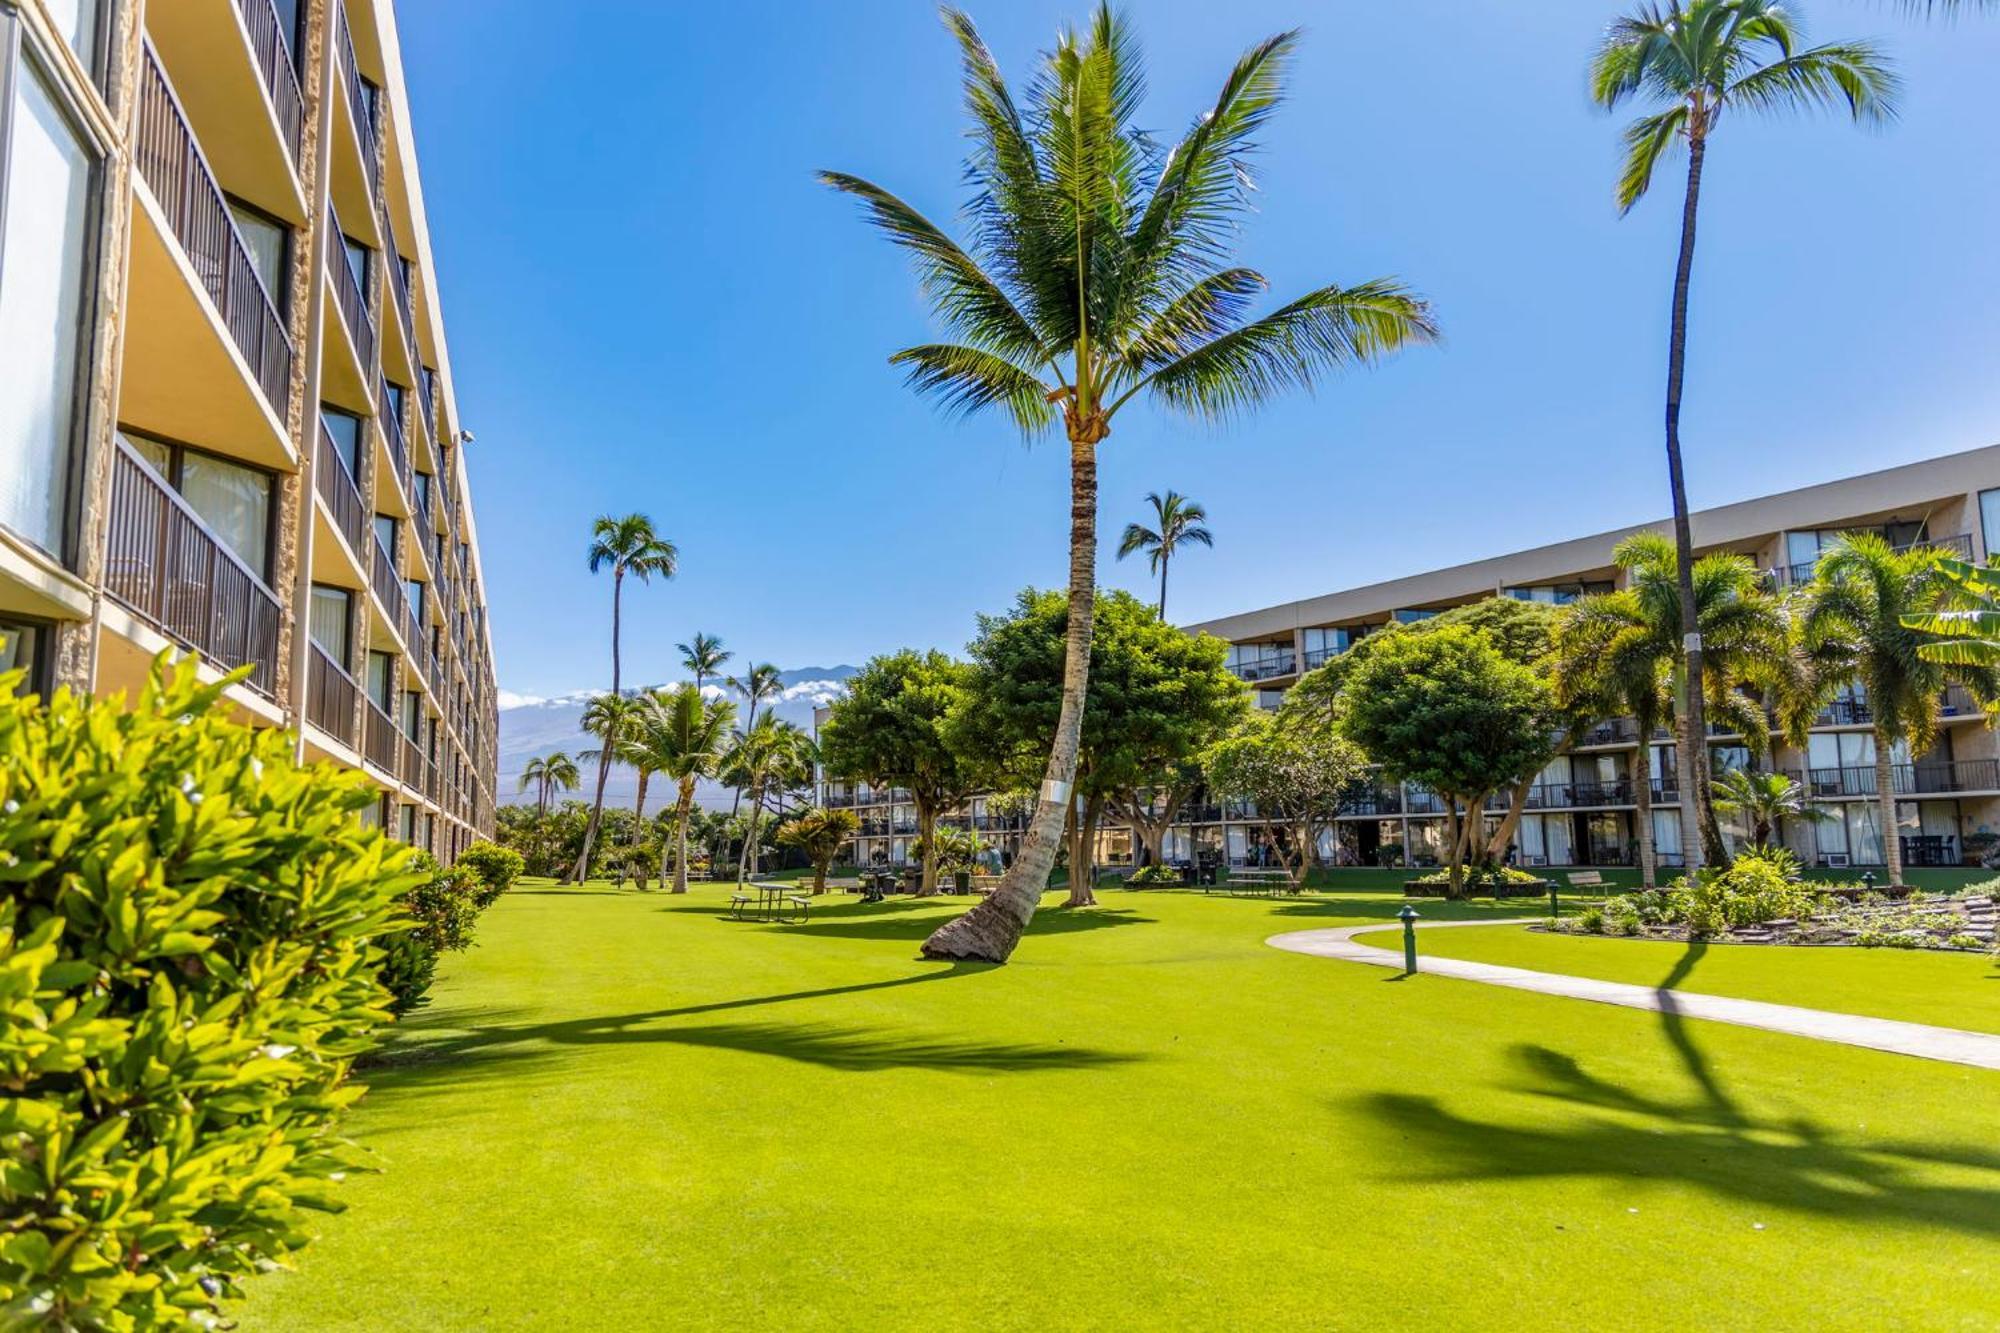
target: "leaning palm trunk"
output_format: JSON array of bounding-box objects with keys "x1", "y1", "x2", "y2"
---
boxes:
[
  {"x1": 923, "y1": 436, "x2": 1098, "y2": 961},
  {"x1": 1664, "y1": 131, "x2": 1711, "y2": 880},
  {"x1": 1634, "y1": 757, "x2": 1656, "y2": 888},
  {"x1": 1875, "y1": 729, "x2": 1902, "y2": 886},
  {"x1": 673, "y1": 780, "x2": 696, "y2": 893}
]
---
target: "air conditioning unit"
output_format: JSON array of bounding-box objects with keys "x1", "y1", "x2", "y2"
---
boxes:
[
  {"x1": 1824, "y1": 852, "x2": 1851, "y2": 868},
  {"x1": 1527, "y1": 854, "x2": 1548, "y2": 867}
]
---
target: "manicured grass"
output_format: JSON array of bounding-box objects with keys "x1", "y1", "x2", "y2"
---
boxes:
[
  {"x1": 1402, "y1": 921, "x2": 2000, "y2": 1034},
  {"x1": 246, "y1": 881, "x2": 2000, "y2": 1331}
]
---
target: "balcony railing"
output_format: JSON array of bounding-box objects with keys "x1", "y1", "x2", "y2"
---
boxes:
[
  {"x1": 380, "y1": 378, "x2": 413, "y2": 501},
  {"x1": 1793, "y1": 759, "x2": 2000, "y2": 798},
  {"x1": 371, "y1": 535, "x2": 410, "y2": 629},
  {"x1": 1231, "y1": 653, "x2": 1297, "y2": 683},
  {"x1": 307, "y1": 644, "x2": 357, "y2": 745},
  {"x1": 1577, "y1": 718, "x2": 1640, "y2": 746},
  {"x1": 315, "y1": 420, "x2": 369, "y2": 558},
  {"x1": 134, "y1": 43, "x2": 294, "y2": 418},
  {"x1": 1771, "y1": 532, "x2": 1976, "y2": 587},
  {"x1": 364, "y1": 700, "x2": 398, "y2": 773},
  {"x1": 401, "y1": 733, "x2": 423, "y2": 788},
  {"x1": 104, "y1": 441, "x2": 281, "y2": 697},
  {"x1": 326, "y1": 202, "x2": 375, "y2": 372},
  {"x1": 335, "y1": 0, "x2": 381, "y2": 199},
  {"x1": 1340, "y1": 787, "x2": 1403, "y2": 817},
  {"x1": 1817, "y1": 697, "x2": 1872, "y2": 727},
  {"x1": 233, "y1": 0, "x2": 303, "y2": 164},
  {"x1": 379, "y1": 202, "x2": 420, "y2": 371}
]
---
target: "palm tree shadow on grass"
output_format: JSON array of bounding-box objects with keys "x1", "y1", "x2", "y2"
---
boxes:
[{"x1": 1349, "y1": 941, "x2": 2000, "y2": 1238}]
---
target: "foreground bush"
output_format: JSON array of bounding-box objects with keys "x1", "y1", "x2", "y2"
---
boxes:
[
  {"x1": 456, "y1": 840, "x2": 526, "y2": 908},
  {"x1": 378, "y1": 853, "x2": 483, "y2": 1014},
  {"x1": 0, "y1": 662, "x2": 419, "y2": 1328}
]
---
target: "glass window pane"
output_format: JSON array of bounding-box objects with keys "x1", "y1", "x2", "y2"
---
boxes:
[
  {"x1": 309, "y1": 585, "x2": 350, "y2": 660},
  {"x1": 227, "y1": 202, "x2": 286, "y2": 310},
  {"x1": 1980, "y1": 490, "x2": 2000, "y2": 562},
  {"x1": 120, "y1": 430, "x2": 173, "y2": 478},
  {"x1": 343, "y1": 236, "x2": 368, "y2": 293},
  {"x1": 178, "y1": 451, "x2": 272, "y2": 581},
  {"x1": 42, "y1": 0, "x2": 98, "y2": 72},
  {"x1": 0, "y1": 618, "x2": 43, "y2": 695},
  {"x1": 366, "y1": 650, "x2": 393, "y2": 708},
  {"x1": 373, "y1": 514, "x2": 396, "y2": 557},
  {"x1": 0, "y1": 58, "x2": 95, "y2": 555},
  {"x1": 321, "y1": 408, "x2": 361, "y2": 477}
]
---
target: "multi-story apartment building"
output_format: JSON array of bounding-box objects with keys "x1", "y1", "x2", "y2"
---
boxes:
[
  {"x1": 0, "y1": 0, "x2": 497, "y2": 856},
  {"x1": 820, "y1": 444, "x2": 2000, "y2": 874}
]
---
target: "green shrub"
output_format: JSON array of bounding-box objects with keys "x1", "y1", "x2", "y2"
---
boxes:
[
  {"x1": 1947, "y1": 933, "x2": 1983, "y2": 951},
  {"x1": 0, "y1": 661, "x2": 418, "y2": 1327},
  {"x1": 1127, "y1": 863, "x2": 1181, "y2": 886},
  {"x1": 1576, "y1": 906, "x2": 1607, "y2": 933},
  {"x1": 378, "y1": 853, "x2": 482, "y2": 1015},
  {"x1": 1660, "y1": 859, "x2": 1836, "y2": 937},
  {"x1": 456, "y1": 840, "x2": 525, "y2": 908}
]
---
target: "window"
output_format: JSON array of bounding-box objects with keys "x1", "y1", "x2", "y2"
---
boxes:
[
  {"x1": 226, "y1": 199, "x2": 287, "y2": 312},
  {"x1": 1980, "y1": 490, "x2": 2000, "y2": 562},
  {"x1": 322, "y1": 406, "x2": 362, "y2": 478},
  {"x1": 121, "y1": 430, "x2": 275, "y2": 582},
  {"x1": 406, "y1": 578, "x2": 424, "y2": 620},
  {"x1": 1302, "y1": 627, "x2": 1351, "y2": 667},
  {"x1": 0, "y1": 37, "x2": 98, "y2": 558},
  {"x1": 366, "y1": 649, "x2": 394, "y2": 710},
  {"x1": 309, "y1": 585, "x2": 351, "y2": 661},
  {"x1": 384, "y1": 379, "x2": 404, "y2": 427},
  {"x1": 1504, "y1": 581, "x2": 1612, "y2": 605},
  {"x1": 41, "y1": 0, "x2": 101, "y2": 78},
  {"x1": 342, "y1": 233, "x2": 368, "y2": 295},
  {"x1": 401, "y1": 689, "x2": 421, "y2": 738},
  {"x1": 1392, "y1": 608, "x2": 1438, "y2": 624},
  {"x1": 0, "y1": 616, "x2": 47, "y2": 696},
  {"x1": 373, "y1": 513, "x2": 396, "y2": 559},
  {"x1": 271, "y1": 0, "x2": 303, "y2": 69}
]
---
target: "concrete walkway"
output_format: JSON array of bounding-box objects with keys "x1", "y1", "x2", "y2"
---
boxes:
[{"x1": 1268, "y1": 918, "x2": 2000, "y2": 1073}]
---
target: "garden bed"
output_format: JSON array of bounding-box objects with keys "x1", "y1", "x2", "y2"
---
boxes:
[
  {"x1": 1405, "y1": 874, "x2": 1551, "y2": 899},
  {"x1": 1549, "y1": 891, "x2": 1996, "y2": 952}
]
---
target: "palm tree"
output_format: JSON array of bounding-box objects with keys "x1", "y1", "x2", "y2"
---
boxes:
[
  {"x1": 1794, "y1": 534, "x2": 2000, "y2": 885},
  {"x1": 679, "y1": 632, "x2": 731, "y2": 693},
  {"x1": 1552, "y1": 533, "x2": 1791, "y2": 882},
  {"x1": 823, "y1": 6, "x2": 1435, "y2": 962},
  {"x1": 725, "y1": 714, "x2": 813, "y2": 884},
  {"x1": 728, "y1": 662, "x2": 783, "y2": 733},
  {"x1": 1710, "y1": 768, "x2": 1831, "y2": 848},
  {"x1": 1591, "y1": 0, "x2": 1896, "y2": 874},
  {"x1": 775, "y1": 806, "x2": 862, "y2": 893},
  {"x1": 626, "y1": 684, "x2": 736, "y2": 893},
  {"x1": 571, "y1": 692, "x2": 641, "y2": 881},
  {"x1": 518, "y1": 751, "x2": 580, "y2": 816},
  {"x1": 1116, "y1": 490, "x2": 1213, "y2": 619},
  {"x1": 573, "y1": 514, "x2": 679, "y2": 881}
]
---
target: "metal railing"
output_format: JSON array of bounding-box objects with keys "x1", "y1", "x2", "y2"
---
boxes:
[
  {"x1": 371, "y1": 534, "x2": 410, "y2": 629},
  {"x1": 326, "y1": 202, "x2": 374, "y2": 372},
  {"x1": 1793, "y1": 759, "x2": 2000, "y2": 798},
  {"x1": 379, "y1": 378, "x2": 413, "y2": 502},
  {"x1": 1772, "y1": 532, "x2": 1976, "y2": 587},
  {"x1": 334, "y1": 0, "x2": 381, "y2": 199},
  {"x1": 364, "y1": 700, "x2": 398, "y2": 773},
  {"x1": 134, "y1": 43, "x2": 293, "y2": 417},
  {"x1": 233, "y1": 0, "x2": 303, "y2": 164},
  {"x1": 1230, "y1": 653, "x2": 1297, "y2": 683},
  {"x1": 1577, "y1": 718, "x2": 1640, "y2": 746},
  {"x1": 379, "y1": 201, "x2": 420, "y2": 371},
  {"x1": 315, "y1": 420, "x2": 369, "y2": 557},
  {"x1": 104, "y1": 441, "x2": 281, "y2": 697},
  {"x1": 307, "y1": 644, "x2": 357, "y2": 745}
]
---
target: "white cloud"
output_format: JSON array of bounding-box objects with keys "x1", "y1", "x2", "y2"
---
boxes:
[{"x1": 497, "y1": 689, "x2": 547, "y2": 709}]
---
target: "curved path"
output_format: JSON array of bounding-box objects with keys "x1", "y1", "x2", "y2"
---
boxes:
[{"x1": 1268, "y1": 918, "x2": 2000, "y2": 1072}]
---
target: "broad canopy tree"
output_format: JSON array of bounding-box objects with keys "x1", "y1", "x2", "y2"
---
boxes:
[
  {"x1": 1203, "y1": 708, "x2": 1366, "y2": 889},
  {"x1": 952, "y1": 588, "x2": 1248, "y2": 906},
  {"x1": 824, "y1": 4, "x2": 1434, "y2": 962},
  {"x1": 818, "y1": 650, "x2": 978, "y2": 896}
]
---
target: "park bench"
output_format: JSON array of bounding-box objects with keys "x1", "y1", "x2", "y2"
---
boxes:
[
  {"x1": 1566, "y1": 871, "x2": 1605, "y2": 890},
  {"x1": 1225, "y1": 869, "x2": 1293, "y2": 897},
  {"x1": 969, "y1": 873, "x2": 1002, "y2": 895},
  {"x1": 728, "y1": 889, "x2": 756, "y2": 920}
]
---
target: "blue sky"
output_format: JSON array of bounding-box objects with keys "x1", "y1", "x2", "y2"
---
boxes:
[{"x1": 395, "y1": 1, "x2": 2000, "y2": 701}]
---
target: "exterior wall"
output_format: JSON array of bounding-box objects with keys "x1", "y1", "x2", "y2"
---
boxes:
[{"x1": 0, "y1": 0, "x2": 498, "y2": 859}]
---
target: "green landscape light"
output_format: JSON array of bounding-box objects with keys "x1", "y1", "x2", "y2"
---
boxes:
[{"x1": 1399, "y1": 903, "x2": 1420, "y2": 975}]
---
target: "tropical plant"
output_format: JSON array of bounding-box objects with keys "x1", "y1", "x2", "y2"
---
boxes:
[
  {"x1": 0, "y1": 660, "x2": 414, "y2": 1328},
  {"x1": 916, "y1": 824, "x2": 987, "y2": 879},
  {"x1": 1793, "y1": 534, "x2": 2000, "y2": 884},
  {"x1": 776, "y1": 806, "x2": 864, "y2": 892},
  {"x1": 1901, "y1": 555, "x2": 2000, "y2": 666},
  {"x1": 1709, "y1": 768, "x2": 1832, "y2": 848},
  {"x1": 574, "y1": 513, "x2": 678, "y2": 880},
  {"x1": 1203, "y1": 708, "x2": 1367, "y2": 891},
  {"x1": 629, "y1": 684, "x2": 737, "y2": 893},
  {"x1": 823, "y1": 5, "x2": 1435, "y2": 961},
  {"x1": 377, "y1": 852, "x2": 484, "y2": 1014},
  {"x1": 725, "y1": 713, "x2": 815, "y2": 884},
  {"x1": 574, "y1": 691, "x2": 642, "y2": 874},
  {"x1": 456, "y1": 839, "x2": 527, "y2": 907},
  {"x1": 680, "y1": 631, "x2": 732, "y2": 692},
  {"x1": 518, "y1": 750, "x2": 580, "y2": 815},
  {"x1": 1591, "y1": 0, "x2": 1896, "y2": 873},
  {"x1": 724, "y1": 661, "x2": 783, "y2": 821},
  {"x1": 1116, "y1": 489, "x2": 1213, "y2": 618},
  {"x1": 1552, "y1": 532, "x2": 1792, "y2": 880}
]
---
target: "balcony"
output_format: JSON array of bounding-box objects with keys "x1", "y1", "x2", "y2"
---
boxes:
[
  {"x1": 315, "y1": 420, "x2": 369, "y2": 559},
  {"x1": 307, "y1": 644, "x2": 358, "y2": 747},
  {"x1": 1793, "y1": 759, "x2": 2000, "y2": 798},
  {"x1": 326, "y1": 202, "x2": 376, "y2": 380},
  {"x1": 379, "y1": 202, "x2": 421, "y2": 380},
  {"x1": 371, "y1": 535, "x2": 410, "y2": 630},
  {"x1": 103, "y1": 441, "x2": 281, "y2": 697},
  {"x1": 334, "y1": 0, "x2": 381, "y2": 204},
  {"x1": 1339, "y1": 787, "x2": 1403, "y2": 817},
  {"x1": 1231, "y1": 652, "x2": 1297, "y2": 683},
  {"x1": 380, "y1": 378, "x2": 414, "y2": 505},
  {"x1": 232, "y1": 0, "x2": 303, "y2": 165},
  {"x1": 364, "y1": 700, "x2": 398, "y2": 774},
  {"x1": 1577, "y1": 718, "x2": 1640, "y2": 747},
  {"x1": 131, "y1": 42, "x2": 294, "y2": 435},
  {"x1": 1770, "y1": 532, "x2": 1976, "y2": 587},
  {"x1": 1816, "y1": 696, "x2": 1872, "y2": 727}
]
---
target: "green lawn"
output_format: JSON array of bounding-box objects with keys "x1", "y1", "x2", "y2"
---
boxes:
[
  {"x1": 246, "y1": 881, "x2": 2000, "y2": 1330},
  {"x1": 1402, "y1": 920, "x2": 2000, "y2": 1035}
]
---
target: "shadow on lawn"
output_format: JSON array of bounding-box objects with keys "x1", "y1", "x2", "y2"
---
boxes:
[
  {"x1": 667, "y1": 896, "x2": 1156, "y2": 944},
  {"x1": 1351, "y1": 942, "x2": 2000, "y2": 1238},
  {"x1": 361, "y1": 964, "x2": 1139, "y2": 1089}
]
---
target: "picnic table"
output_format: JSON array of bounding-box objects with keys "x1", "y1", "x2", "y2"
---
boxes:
[
  {"x1": 1215, "y1": 868, "x2": 1295, "y2": 897},
  {"x1": 728, "y1": 881, "x2": 812, "y2": 923}
]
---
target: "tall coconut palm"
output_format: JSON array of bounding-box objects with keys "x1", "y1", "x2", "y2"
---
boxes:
[
  {"x1": 679, "y1": 632, "x2": 731, "y2": 693},
  {"x1": 570, "y1": 692, "x2": 641, "y2": 882},
  {"x1": 724, "y1": 661, "x2": 783, "y2": 822},
  {"x1": 1116, "y1": 490, "x2": 1213, "y2": 619},
  {"x1": 726, "y1": 714, "x2": 814, "y2": 884},
  {"x1": 1553, "y1": 532, "x2": 1791, "y2": 881},
  {"x1": 626, "y1": 684, "x2": 736, "y2": 893},
  {"x1": 1591, "y1": 0, "x2": 1897, "y2": 873},
  {"x1": 518, "y1": 751, "x2": 579, "y2": 816},
  {"x1": 1794, "y1": 534, "x2": 2000, "y2": 885},
  {"x1": 573, "y1": 514, "x2": 679, "y2": 881},
  {"x1": 823, "y1": 5, "x2": 1435, "y2": 962}
]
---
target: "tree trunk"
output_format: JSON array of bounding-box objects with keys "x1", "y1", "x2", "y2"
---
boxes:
[
  {"x1": 1158, "y1": 552, "x2": 1169, "y2": 620},
  {"x1": 1065, "y1": 791, "x2": 1103, "y2": 907},
  {"x1": 734, "y1": 778, "x2": 765, "y2": 885},
  {"x1": 1485, "y1": 776, "x2": 1535, "y2": 864},
  {"x1": 572, "y1": 569, "x2": 624, "y2": 882},
  {"x1": 1876, "y1": 728, "x2": 1902, "y2": 886},
  {"x1": 1635, "y1": 748, "x2": 1657, "y2": 889},
  {"x1": 630, "y1": 769, "x2": 651, "y2": 890},
  {"x1": 922, "y1": 431, "x2": 1099, "y2": 962},
  {"x1": 1665, "y1": 122, "x2": 1709, "y2": 878},
  {"x1": 1286, "y1": 819, "x2": 1312, "y2": 890},
  {"x1": 1696, "y1": 761, "x2": 1732, "y2": 870},
  {"x1": 915, "y1": 798, "x2": 940, "y2": 897},
  {"x1": 673, "y1": 782, "x2": 694, "y2": 893},
  {"x1": 1444, "y1": 801, "x2": 1465, "y2": 900}
]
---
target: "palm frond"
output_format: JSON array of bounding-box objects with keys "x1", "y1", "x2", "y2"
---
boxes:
[
  {"x1": 888, "y1": 343, "x2": 1057, "y2": 431},
  {"x1": 1615, "y1": 106, "x2": 1688, "y2": 212},
  {"x1": 1116, "y1": 267, "x2": 1268, "y2": 376},
  {"x1": 1725, "y1": 41, "x2": 1901, "y2": 122}
]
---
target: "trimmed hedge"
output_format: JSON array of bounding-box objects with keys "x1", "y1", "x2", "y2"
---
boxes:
[{"x1": 0, "y1": 661, "x2": 419, "y2": 1327}]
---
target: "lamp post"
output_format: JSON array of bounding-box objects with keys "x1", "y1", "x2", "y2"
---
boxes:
[{"x1": 1399, "y1": 902, "x2": 1419, "y2": 975}]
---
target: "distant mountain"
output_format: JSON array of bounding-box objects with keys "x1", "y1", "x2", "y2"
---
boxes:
[{"x1": 497, "y1": 666, "x2": 854, "y2": 811}]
